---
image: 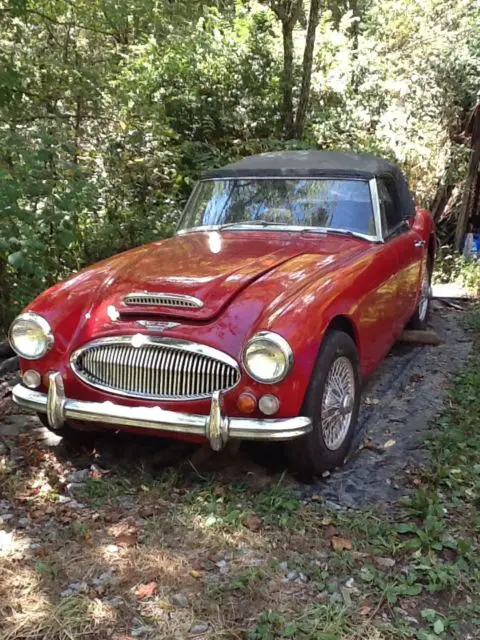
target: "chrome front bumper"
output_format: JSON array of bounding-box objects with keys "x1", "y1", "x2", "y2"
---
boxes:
[{"x1": 12, "y1": 372, "x2": 312, "y2": 451}]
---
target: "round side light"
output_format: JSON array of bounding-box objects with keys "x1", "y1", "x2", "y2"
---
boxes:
[
  {"x1": 23, "y1": 369, "x2": 41, "y2": 389},
  {"x1": 259, "y1": 394, "x2": 280, "y2": 416}
]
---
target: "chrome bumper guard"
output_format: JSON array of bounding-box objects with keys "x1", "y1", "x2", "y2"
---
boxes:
[{"x1": 12, "y1": 372, "x2": 312, "y2": 451}]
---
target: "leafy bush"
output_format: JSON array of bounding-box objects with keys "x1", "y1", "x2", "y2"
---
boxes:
[
  {"x1": 0, "y1": 0, "x2": 479, "y2": 333},
  {"x1": 434, "y1": 251, "x2": 480, "y2": 295}
]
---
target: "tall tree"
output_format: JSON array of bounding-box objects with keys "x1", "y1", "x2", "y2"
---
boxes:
[
  {"x1": 456, "y1": 101, "x2": 480, "y2": 250},
  {"x1": 269, "y1": 0, "x2": 304, "y2": 139},
  {"x1": 268, "y1": 0, "x2": 321, "y2": 139},
  {"x1": 294, "y1": 0, "x2": 320, "y2": 139}
]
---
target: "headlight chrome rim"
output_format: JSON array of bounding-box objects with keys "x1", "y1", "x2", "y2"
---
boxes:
[
  {"x1": 242, "y1": 331, "x2": 293, "y2": 384},
  {"x1": 8, "y1": 312, "x2": 54, "y2": 360}
]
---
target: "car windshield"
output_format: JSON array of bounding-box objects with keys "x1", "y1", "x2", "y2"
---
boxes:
[{"x1": 178, "y1": 178, "x2": 376, "y2": 236}]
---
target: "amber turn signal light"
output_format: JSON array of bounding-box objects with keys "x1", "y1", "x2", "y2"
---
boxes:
[
  {"x1": 236, "y1": 392, "x2": 257, "y2": 414},
  {"x1": 42, "y1": 371, "x2": 55, "y2": 388}
]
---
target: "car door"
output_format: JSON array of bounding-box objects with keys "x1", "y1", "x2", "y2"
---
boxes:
[{"x1": 376, "y1": 177, "x2": 424, "y2": 335}]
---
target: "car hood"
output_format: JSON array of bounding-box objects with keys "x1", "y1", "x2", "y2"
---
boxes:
[
  {"x1": 26, "y1": 229, "x2": 368, "y2": 352},
  {"x1": 95, "y1": 231, "x2": 311, "y2": 321}
]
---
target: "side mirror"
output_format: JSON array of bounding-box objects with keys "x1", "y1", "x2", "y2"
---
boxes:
[{"x1": 401, "y1": 216, "x2": 414, "y2": 229}]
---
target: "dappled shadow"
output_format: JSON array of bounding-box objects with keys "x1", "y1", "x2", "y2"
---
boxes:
[{"x1": 0, "y1": 410, "x2": 333, "y2": 639}]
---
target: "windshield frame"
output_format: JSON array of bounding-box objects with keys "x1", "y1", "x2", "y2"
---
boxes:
[{"x1": 176, "y1": 176, "x2": 383, "y2": 243}]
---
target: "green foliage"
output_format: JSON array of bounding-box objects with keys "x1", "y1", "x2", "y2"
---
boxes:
[
  {"x1": 0, "y1": 0, "x2": 479, "y2": 331},
  {"x1": 434, "y1": 252, "x2": 480, "y2": 295}
]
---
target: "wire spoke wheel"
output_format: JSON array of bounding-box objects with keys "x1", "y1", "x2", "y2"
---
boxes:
[
  {"x1": 321, "y1": 356, "x2": 355, "y2": 451},
  {"x1": 418, "y1": 260, "x2": 431, "y2": 323}
]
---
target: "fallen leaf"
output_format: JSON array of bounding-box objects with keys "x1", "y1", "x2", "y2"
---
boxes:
[
  {"x1": 359, "y1": 605, "x2": 372, "y2": 616},
  {"x1": 190, "y1": 569, "x2": 202, "y2": 579},
  {"x1": 191, "y1": 558, "x2": 206, "y2": 571},
  {"x1": 331, "y1": 536, "x2": 353, "y2": 552},
  {"x1": 340, "y1": 586, "x2": 352, "y2": 606},
  {"x1": 384, "y1": 439, "x2": 396, "y2": 449},
  {"x1": 243, "y1": 514, "x2": 263, "y2": 532},
  {"x1": 374, "y1": 556, "x2": 396, "y2": 569},
  {"x1": 134, "y1": 581, "x2": 158, "y2": 600},
  {"x1": 104, "y1": 511, "x2": 122, "y2": 524},
  {"x1": 324, "y1": 525, "x2": 338, "y2": 538},
  {"x1": 115, "y1": 531, "x2": 137, "y2": 547},
  {"x1": 139, "y1": 505, "x2": 154, "y2": 518}
]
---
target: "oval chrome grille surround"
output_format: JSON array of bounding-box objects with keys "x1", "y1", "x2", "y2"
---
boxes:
[
  {"x1": 71, "y1": 337, "x2": 240, "y2": 400},
  {"x1": 124, "y1": 293, "x2": 203, "y2": 308}
]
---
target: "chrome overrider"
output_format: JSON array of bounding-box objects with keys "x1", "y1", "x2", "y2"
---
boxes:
[{"x1": 12, "y1": 372, "x2": 312, "y2": 451}]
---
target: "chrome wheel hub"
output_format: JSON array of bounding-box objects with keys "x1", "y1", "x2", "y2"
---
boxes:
[
  {"x1": 321, "y1": 356, "x2": 355, "y2": 451},
  {"x1": 340, "y1": 393, "x2": 354, "y2": 415}
]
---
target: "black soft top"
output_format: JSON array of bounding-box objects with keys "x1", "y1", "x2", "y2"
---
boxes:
[
  {"x1": 202, "y1": 150, "x2": 415, "y2": 217},
  {"x1": 202, "y1": 150, "x2": 397, "y2": 180}
]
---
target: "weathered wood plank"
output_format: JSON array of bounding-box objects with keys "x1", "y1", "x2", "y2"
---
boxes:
[{"x1": 399, "y1": 330, "x2": 444, "y2": 346}]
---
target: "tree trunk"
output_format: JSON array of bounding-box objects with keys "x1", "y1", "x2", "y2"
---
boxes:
[
  {"x1": 431, "y1": 183, "x2": 454, "y2": 221},
  {"x1": 281, "y1": 20, "x2": 295, "y2": 139},
  {"x1": 456, "y1": 149, "x2": 480, "y2": 251},
  {"x1": 349, "y1": 0, "x2": 360, "y2": 94},
  {"x1": 456, "y1": 103, "x2": 480, "y2": 251},
  {"x1": 73, "y1": 95, "x2": 82, "y2": 165},
  {"x1": 294, "y1": 0, "x2": 320, "y2": 139}
]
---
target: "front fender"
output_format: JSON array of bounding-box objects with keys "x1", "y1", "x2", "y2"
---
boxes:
[{"x1": 232, "y1": 253, "x2": 368, "y2": 417}]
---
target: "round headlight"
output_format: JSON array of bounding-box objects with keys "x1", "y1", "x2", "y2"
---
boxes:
[
  {"x1": 9, "y1": 313, "x2": 54, "y2": 360},
  {"x1": 243, "y1": 331, "x2": 293, "y2": 383}
]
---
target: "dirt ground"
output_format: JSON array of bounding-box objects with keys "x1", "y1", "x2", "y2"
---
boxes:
[{"x1": 0, "y1": 301, "x2": 474, "y2": 639}]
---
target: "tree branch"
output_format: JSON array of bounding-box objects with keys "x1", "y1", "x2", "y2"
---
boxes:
[{"x1": 12, "y1": 8, "x2": 117, "y2": 38}]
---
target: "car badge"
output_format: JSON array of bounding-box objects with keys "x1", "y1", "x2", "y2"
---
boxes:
[
  {"x1": 107, "y1": 305, "x2": 120, "y2": 321},
  {"x1": 135, "y1": 320, "x2": 180, "y2": 332}
]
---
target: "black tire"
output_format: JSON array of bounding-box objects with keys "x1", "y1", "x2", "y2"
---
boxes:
[
  {"x1": 36, "y1": 413, "x2": 99, "y2": 447},
  {"x1": 408, "y1": 257, "x2": 432, "y2": 330},
  {"x1": 286, "y1": 330, "x2": 361, "y2": 478}
]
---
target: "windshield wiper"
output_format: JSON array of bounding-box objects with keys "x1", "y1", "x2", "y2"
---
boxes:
[
  {"x1": 217, "y1": 220, "x2": 288, "y2": 230},
  {"x1": 301, "y1": 227, "x2": 369, "y2": 240},
  {"x1": 324, "y1": 228, "x2": 370, "y2": 240}
]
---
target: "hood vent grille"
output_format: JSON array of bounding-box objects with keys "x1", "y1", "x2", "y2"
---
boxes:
[{"x1": 124, "y1": 293, "x2": 203, "y2": 309}]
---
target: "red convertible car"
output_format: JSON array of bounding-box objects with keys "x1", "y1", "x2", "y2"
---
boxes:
[{"x1": 10, "y1": 151, "x2": 435, "y2": 475}]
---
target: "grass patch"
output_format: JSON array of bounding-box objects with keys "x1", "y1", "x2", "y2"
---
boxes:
[
  {"x1": 433, "y1": 252, "x2": 480, "y2": 295},
  {"x1": 77, "y1": 475, "x2": 133, "y2": 507},
  {"x1": 247, "y1": 315, "x2": 480, "y2": 639}
]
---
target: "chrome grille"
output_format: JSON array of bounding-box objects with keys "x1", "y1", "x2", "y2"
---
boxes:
[
  {"x1": 71, "y1": 337, "x2": 240, "y2": 400},
  {"x1": 124, "y1": 293, "x2": 203, "y2": 308}
]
